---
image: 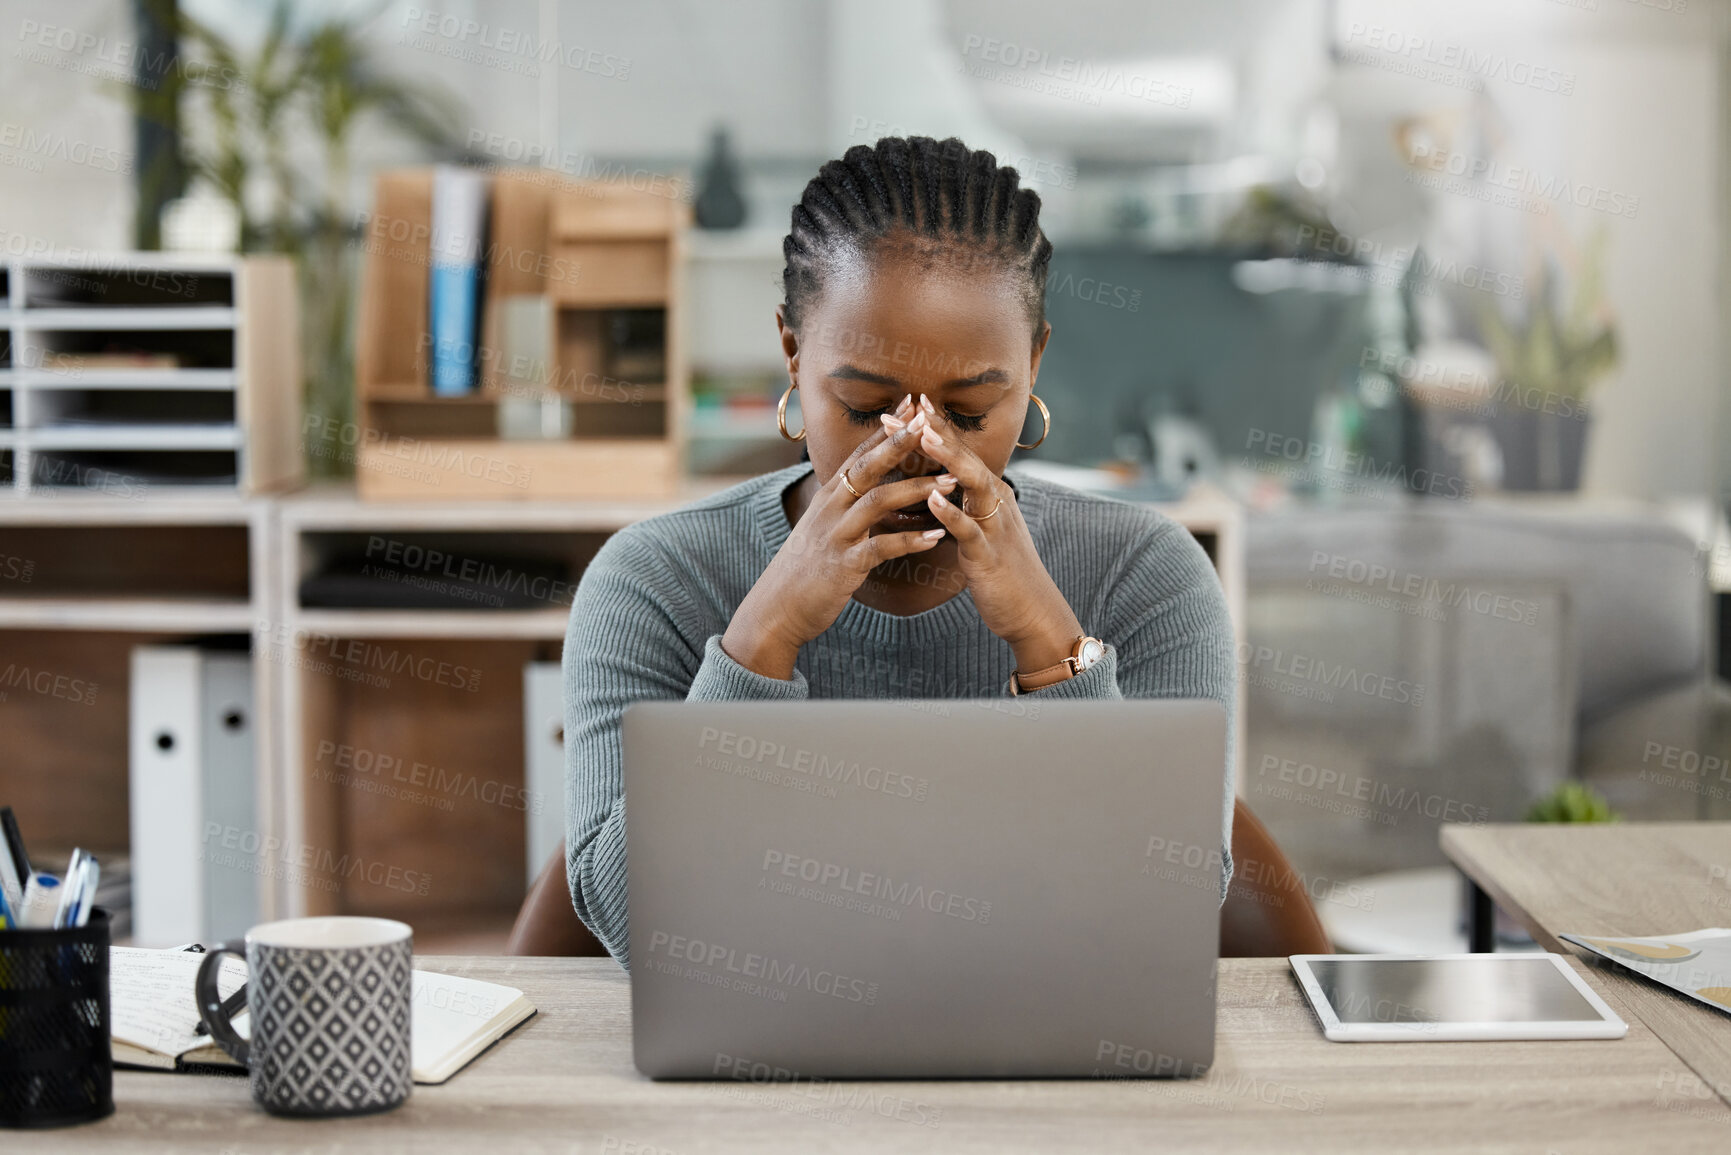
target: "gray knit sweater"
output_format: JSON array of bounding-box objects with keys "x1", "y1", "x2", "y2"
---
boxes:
[{"x1": 564, "y1": 462, "x2": 1237, "y2": 968}]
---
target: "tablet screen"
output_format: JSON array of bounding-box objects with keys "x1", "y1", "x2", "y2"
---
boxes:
[{"x1": 1307, "y1": 956, "x2": 1605, "y2": 1024}]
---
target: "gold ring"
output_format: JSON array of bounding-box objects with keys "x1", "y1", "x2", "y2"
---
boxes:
[
  {"x1": 839, "y1": 468, "x2": 865, "y2": 499},
  {"x1": 964, "y1": 496, "x2": 1002, "y2": 521}
]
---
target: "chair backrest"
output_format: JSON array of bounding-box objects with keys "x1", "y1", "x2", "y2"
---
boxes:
[
  {"x1": 1220, "y1": 798, "x2": 1333, "y2": 958},
  {"x1": 506, "y1": 841, "x2": 608, "y2": 956},
  {"x1": 512, "y1": 799, "x2": 1332, "y2": 958}
]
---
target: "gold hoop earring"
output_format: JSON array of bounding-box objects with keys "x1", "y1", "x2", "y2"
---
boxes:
[
  {"x1": 1016, "y1": 394, "x2": 1050, "y2": 451},
  {"x1": 777, "y1": 382, "x2": 806, "y2": 442}
]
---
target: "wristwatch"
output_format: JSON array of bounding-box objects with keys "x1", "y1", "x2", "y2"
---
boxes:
[{"x1": 1009, "y1": 635, "x2": 1106, "y2": 696}]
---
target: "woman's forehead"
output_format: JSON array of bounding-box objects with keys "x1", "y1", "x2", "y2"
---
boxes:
[{"x1": 800, "y1": 250, "x2": 1032, "y2": 376}]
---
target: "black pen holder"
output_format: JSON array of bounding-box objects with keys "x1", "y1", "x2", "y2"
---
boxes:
[{"x1": 0, "y1": 908, "x2": 113, "y2": 1128}]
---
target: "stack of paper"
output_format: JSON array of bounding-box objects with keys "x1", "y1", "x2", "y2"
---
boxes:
[{"x1": 1562, "y1": 928, "x2": 1731, "y2": 1015}]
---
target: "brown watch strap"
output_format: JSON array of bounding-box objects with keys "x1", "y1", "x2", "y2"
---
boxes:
[
  {"x1": 1009, "y1": 635, "x2": 1106, "y2": 696},
  {"x1": 1011, "y1": 657, "x2": 1077, "y2": 694}
]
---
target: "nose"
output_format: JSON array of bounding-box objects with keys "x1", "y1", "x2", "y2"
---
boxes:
[{"x1": 888, "y1": 440, "x2": 943, "y2": 479}]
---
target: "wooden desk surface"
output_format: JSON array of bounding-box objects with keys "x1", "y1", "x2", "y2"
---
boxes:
[
  {"x1": 1442, "y1": 821, "x2": 1731, "y2": 1111},
  {"x1": 26, "y1": 955, "x2": 1731, "y2": 1153}
]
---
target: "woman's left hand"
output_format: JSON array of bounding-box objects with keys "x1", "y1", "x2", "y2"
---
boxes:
[{"x1": 908, "y1": 396, "x2": 1086, "y2": 675}]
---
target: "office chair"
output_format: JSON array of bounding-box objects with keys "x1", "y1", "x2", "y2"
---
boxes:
[
  {"x1": 507, "y1": 847, "x2": 610, "y2": 956},
  {"x1": 1218, "y1": 799, "x2": 1333, "y2": 957},
  {"x1": 507, "y1": 799, "x2": 1332, "y2": 957}
]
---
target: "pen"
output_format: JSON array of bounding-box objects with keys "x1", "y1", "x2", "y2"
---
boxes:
[
  {"x1": 0, "y1": 807, "x2": 30, "y2": 889},
  {"x1": 0, "y1": 807, "x2": 25, "y2": 914},
  {"x1": 53, "y1": 849, "x2": 88, "y2": 929},
  {"x1": 60, "y1": 850, "x2": 96, "y2": 928},
  {"x1": 57, "y1": 853, "x2": 98, "y2": 929},
  {"x1": 18, "y1": 873, "x2": 62, "y2": 929},
  {"x1": 75, "y1": 856, "x2": 99, "y2": 927}
]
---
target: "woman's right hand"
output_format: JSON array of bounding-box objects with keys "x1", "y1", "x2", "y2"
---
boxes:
[{"x1": 721, "y1": 394, "x2": 957, "y2": 679}]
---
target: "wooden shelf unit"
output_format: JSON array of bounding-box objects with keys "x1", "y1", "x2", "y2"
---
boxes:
[
  {"x1": 269, "y1": 484, "x2": 729, "y2": 928},
  {"x1": 2, "y1": 475, "x2": 1242, "y2": 947},
  {"x1": 352, "y1": 170, "x2": 690, "y2": 500},
  {"x1": 0, "y1": 495, "x2": 278, "y2": 906},
  {"x1": 0, "y1": 254, "x2": 301, "y2": 496}
]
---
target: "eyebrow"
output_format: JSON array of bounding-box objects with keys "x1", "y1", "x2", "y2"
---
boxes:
[{"x1": 827, "y1": 365, "x2": 1011, "y2": 390}]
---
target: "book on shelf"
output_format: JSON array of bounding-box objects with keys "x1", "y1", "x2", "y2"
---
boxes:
[{"x1": 429, "y1": 166, "x2": 489, "y2": 397}]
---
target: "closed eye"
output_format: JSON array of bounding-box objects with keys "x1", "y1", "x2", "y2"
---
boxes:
[{"x1": 843, "y1": 405, "x2": 987, "y2": 432}]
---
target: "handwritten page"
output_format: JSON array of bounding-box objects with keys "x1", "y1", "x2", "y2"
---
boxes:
[{"x1": 110, "y1": 946, "x2": 249, "y2": 1059}]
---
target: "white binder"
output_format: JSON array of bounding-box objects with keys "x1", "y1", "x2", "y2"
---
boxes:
[
  {"x1": 523, "y1": 662, "x2": 565, "y2": 885},
  {"x1": 129, "y1": 647, "x2": 258, "y2": 946}
]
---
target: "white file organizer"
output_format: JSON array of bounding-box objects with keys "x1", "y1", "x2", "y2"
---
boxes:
[
  {"x1": 128, "y1": 646, "x2": 258, "y2": 946},
  {"x1": 523, "y1": 662, "x2": 565, "y2": 886}
]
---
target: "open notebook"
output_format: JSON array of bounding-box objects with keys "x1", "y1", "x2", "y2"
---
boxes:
[{"x1": 109, "y1": 946, "x2": 537, "y2": 1085}]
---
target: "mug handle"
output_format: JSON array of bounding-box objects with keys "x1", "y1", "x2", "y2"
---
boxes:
[{"x1": 195, "y1": 941, "x2": 250, "y2": 1067}]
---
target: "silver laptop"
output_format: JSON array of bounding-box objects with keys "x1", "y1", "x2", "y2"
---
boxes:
[{"x1": 624, "y1": 699, "x2": 1228, "y2": 1080}]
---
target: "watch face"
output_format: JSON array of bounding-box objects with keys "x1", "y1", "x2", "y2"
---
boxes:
[{"x1": 1077, "y1": 638, "x2": 1106, "y2": 667}]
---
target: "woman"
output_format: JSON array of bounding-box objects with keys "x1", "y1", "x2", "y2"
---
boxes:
[{"x1": 565, "y1": 136, "x2": 1236, "y2": 967}]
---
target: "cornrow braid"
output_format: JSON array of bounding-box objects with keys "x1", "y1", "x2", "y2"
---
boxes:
[{"x1": 781, "y1": 136, "x2": 1054, "y2": 341}]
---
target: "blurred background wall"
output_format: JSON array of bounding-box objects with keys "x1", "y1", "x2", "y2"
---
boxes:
[{"x1": 2, "y1": 0, "x2": 1725, "y2": 504}]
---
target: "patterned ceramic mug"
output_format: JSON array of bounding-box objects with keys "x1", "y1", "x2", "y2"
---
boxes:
[{"x1": 195, "y1": 916, "x2": 413, "y2": 1117}]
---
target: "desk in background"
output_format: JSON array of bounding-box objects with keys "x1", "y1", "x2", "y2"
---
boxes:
[
  {"x1": 1443, "y1": 821, "x2": 1731, "y2": 1110},
  {"x1": 28, "y1": 955, "x2": 1730, "y2": 1153}
]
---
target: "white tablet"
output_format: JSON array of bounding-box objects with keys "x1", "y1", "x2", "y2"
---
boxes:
[{"x1": 1289, "y1": 953, "x2": 1628, "y2": 1042}]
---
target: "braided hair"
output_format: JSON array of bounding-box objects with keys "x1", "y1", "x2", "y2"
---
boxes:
[{"x1": 781, "y1": 136, "x2": 1054, "y2": 343}]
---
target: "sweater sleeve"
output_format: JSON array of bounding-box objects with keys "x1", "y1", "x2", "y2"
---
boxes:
[
  {"x1": 1018, "y1": 517, "x2": 1239, "y2": 903},
  {"x1": 563, "y1": 531, "x2": 806, "y2": 970}
]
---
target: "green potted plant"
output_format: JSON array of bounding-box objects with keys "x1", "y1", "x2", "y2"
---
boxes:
[
  {"x1": 121, "y1": 1, "x2": 461, "y2": 477},
  {"x1": 1525, "y1": 781, "x2": 1620, "y2": 824},
  {"x1": 1474, "y1": 229, "x2": 1618, "y2": 491}
]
